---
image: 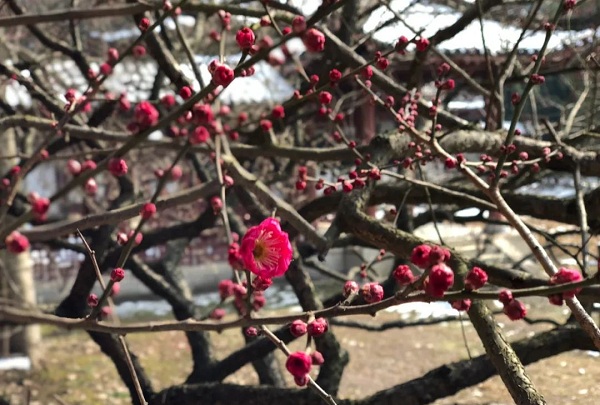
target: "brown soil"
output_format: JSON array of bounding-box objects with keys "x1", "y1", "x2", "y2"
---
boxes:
[{"x1": 1, "y1": 302, "x2": 599, "y2": 405}]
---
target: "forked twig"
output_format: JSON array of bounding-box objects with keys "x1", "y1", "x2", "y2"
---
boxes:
[
  {"x1": 259, "y1": 326, "x2": 338, "y2": 405},
  {"x1": 76, "y1": 230, "x2": 147, "y2": 405}
]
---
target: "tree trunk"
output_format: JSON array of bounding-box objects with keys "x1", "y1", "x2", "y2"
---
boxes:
[{"x1": 0, "y1": 125, "x2": 41, "y2": 367}]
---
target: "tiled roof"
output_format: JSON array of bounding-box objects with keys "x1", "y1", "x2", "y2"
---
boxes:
[
  {"x1": 4, "y1": 55, "x2": 295, "y2": 108},
  {"x1": 365, "y1": 0, "x2": 594, "y2": 54}
]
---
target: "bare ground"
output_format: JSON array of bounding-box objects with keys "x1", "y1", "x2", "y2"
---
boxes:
[{"x1": 1, "y1": 298, "x2": 599, "y2": 405}]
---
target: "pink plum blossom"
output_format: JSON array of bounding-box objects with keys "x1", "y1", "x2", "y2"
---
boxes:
[{"x1": 240, "y1": 218, "x2": 292, "y2": 278}]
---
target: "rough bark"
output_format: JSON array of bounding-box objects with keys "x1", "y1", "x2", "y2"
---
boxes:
[
  {"x1": 243, "y1": 331, "x2": 287, "y2": 387},
  {"x1": 467, "y1": 302, "x2": 545, "y2": 405},
  {"x1": 127, "y1": 256, "x2": 216, "y2": 383},
  {"x1": 335, "y1": 137, "x2": 545, "y2": 404},
  {"x1": 148, "y1": 325, "x2": 593, "y2": 405},
  {"x1": 148, "y1": 383, "x2": 345, "y2": 405}
]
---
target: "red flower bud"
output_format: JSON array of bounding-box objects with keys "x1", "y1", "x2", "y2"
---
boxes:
[
  {"x1": 110, "y1": 282, "x2": 121, "y2": 297},
  {"x1": 190, "y1": 126, "x2": 210, "y2": 144},
  {"x1": 498, "y1": 289, "x2": 513, "y2": 305},
  {"x1": 393, "y1": 265, "x2": 414, "y2": 285},
  {"x1": 235, "y1": 27, "x2": 255, "y2": 50},
  {"x1": 161, "y1": 94, "x2": 176, "y2": 108},
  {"x1": 85, "y1": 178, "x2": 98, "y2": 196},
  {"x1": 179, "y1": 86, "x2": 193, "y2": 100},
  {"x1": 445, "y1": 157, "x2": 457, "y2": 169},
  {"x1": 139, "y1": 202, "x2": 157, "y2": 219},
  {"x1": 5, "y1": 231, "x2": 30, "y2": 254},
  {"x1": 548, "y1": 267, "x2": 582, "y2": 304},
  {"x1": 212, "y1": 64, "x2": 235, "y2": 87},
  {"x1": 564, "y1": 0, "x2": 576, "y2": 10},
  {"x1": 503, "y1": 299, "x2": 526, "y2": 320},
  {"x1": 211, "y1": 196, "x2": 223, "y2": 213},
  {"x1": 67, "y1": 159, "x2": 82, "y2": 175},
  {"x1": 342, "y1": 181, "x2": 353, "y2": 193},
  {"x1": 87, "y1": 293, "x2": 99, "y2": 307},
  {"x1": 376, "y1": 57, "x2": 389, "y2": 70},
  {"x1": 307, "y1": 317, "x2": 328, "y2": 337},
  {"x1": 252, "y1": 276, "x2": 272, "y2": 292},
  {"x1": 311, "y1": 351, "x2": 325, "y2": 365},
  {"x1": 451, "y1": 299, "x2": 471, "y2": 312},
  {"x1": 245, "y1": 326, "x2": 258, "y2": 337},
  {"x1": 329, "y1": 69, "x2": 342, "y2": 83},
  {"x1": 210, "y1": 308, "x2": 226, "y2": 320},
  {"x1": 133, "y1": 45, "x2": 146, "y2": 57},
  {"x1": 319, "y1": 91, "x2": 332, "y2": 105},
  {"x1": 108, "y1": 158, "x2": 128, "y2": 177},
  {"x1": 139, "y1": 17, "x2": 150, "y2": 31},
  {"x1": 396, "y1": 36, "x2": 409, "y2": 52},
  {"x1": 441, "y1": 79, "x2": 455, "y2": 90},
  {"x1": 100, "y1": 63, "x2": 113, "y2": 76},
  {"x1": 286, "y1": 351, "x2": 312, "y2": 378},
  {"x1": 424, "y1": 263, "x2": 454, "y2": 297},
  {"x1": 290, "y1": 320, "x2": 308, "y2": 337},
  {"x1": 415, "y1": 37, "x2": 429, "y2": 52},
  {"x1": 260, "y1": 119, "x2": 273, "y2": 131},
  {"x1": 170, "y1": 165, "x2": 183, "y2": 181},
  {"x1": 272, "y1": 105, "x2": 285, "y2": 119},
  {"x1": 110, "y1": 267, "x2": 126, "y2": 282},
  {"x1": 116, "y1": 232, "x2": 128, "y2": 246},
  {"x1": 218, "y1": 279, "x2": 235, "y2": 299},
  {"x1": 65, "y1": 88, "x2": 77, "y2": 102},
  {"x1": 107, "y1": 48, "x2": 119, "y2": 63},
  {"x1": 361, "y1": 282, "x2": 384, "y2": 303},
  {"x1": 428, "y1": 245, "x2": 450, "y2": 265},
  {"x1": 292, "y1": 16, "x2": 306, "y2": 33},
  {"x1": 465, "y1": 267, "x2": 488, "y2": 290},
  {"x1": 100, "y1": 306, "x2": 112, "y2": 319},
  {"x1": 302, "y1": 28, "x2": 325, "y2": 53},
  {"x1": 343, "y1": 280, "x2": 359, "y2": 297},
  {"x1": 437, "y1": 62, "x2": 451, "y2": 76},
  {"x1": 410, "y1": 244, "x2": 432, "y2": 268},
  {"x1": 530, "y1": 74, "x2": 545, "y2": 84},
  {"x1": 134, "y1": 101, "x2": 159, "y2": 130}
]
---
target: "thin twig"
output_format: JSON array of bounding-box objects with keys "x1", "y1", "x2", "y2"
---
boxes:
[
  {"x1": 487, "y1": 186, "x2": 600, "y2": 350},
  {"x1": 416, "y1": 165, "x2": 445, "y2": 245},
  {"x1": 75, "y1": 231, "x2": 147, "y2": 404},
  {"x1": 458, "y1": 312, "x2": 472, "y2": 359},
  {"x1": 492, "y1": 0, "x2": 567, "y2": 183},
  {"x1": 259, "y1": 326, "x2": 338, "y2": 405},
  {"x1": 1, "y1": 275, "x2": 597, "y2": 335},
  {"x1": 573, "y1": 163, "x2": 590, "y2": 275}
]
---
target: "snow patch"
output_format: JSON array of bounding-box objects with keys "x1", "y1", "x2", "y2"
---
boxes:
[{"x1": 0, "y1": 356, "x2": 31, "y2": 371}]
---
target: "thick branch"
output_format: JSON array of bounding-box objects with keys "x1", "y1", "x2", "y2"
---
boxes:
[
  {"x1": 147, "y1": 326, "x2": 594, "y2": 405},
  {"x1": 22, "y1": 181, "x2": 219, "y2": 242}
]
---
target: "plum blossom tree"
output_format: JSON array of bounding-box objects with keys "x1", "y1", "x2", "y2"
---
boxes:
[{"x1": 1, "y1": 0, "x2": 600, "y2": 404}]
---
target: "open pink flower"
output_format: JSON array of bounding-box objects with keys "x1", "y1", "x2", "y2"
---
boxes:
[{"x1": 240, "y1": 218, "x2": 292, "y2": 278}]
